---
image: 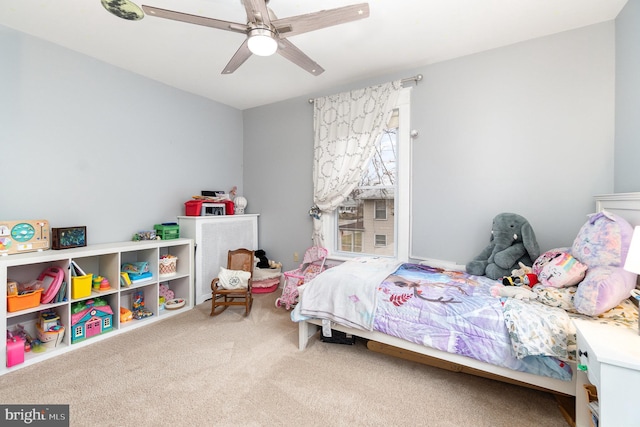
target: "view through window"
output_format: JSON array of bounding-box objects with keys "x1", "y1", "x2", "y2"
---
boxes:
[{"x1": 337, "y1": 125, "x2": 397, "y2": 256}]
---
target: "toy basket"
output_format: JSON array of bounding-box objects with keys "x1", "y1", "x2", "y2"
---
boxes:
[
  {"x1": 71, "y1": 274, "x2": 93, "y2": 299},
  {"x1": 159, "y1": 256, "x2": 178, "y2": 277},
  {"x1": 7, "y1": 289, "x2": 43, "y2": 312},
  {"x1": 154, "y1": 223, "x2": 179, "y2": 240}
]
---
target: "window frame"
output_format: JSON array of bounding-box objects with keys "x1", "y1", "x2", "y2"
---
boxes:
[{"x1": 323, "y1": 87, "x2": 411, "y2": 261}]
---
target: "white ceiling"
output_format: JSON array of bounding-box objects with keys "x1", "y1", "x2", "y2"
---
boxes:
[{"x1": 1, "y1": 0, "x2": 627, "y2": 110}]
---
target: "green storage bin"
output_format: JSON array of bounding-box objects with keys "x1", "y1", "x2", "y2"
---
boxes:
[{"x1": 154, "y1": 224, "x2": 179, "y2": 240}]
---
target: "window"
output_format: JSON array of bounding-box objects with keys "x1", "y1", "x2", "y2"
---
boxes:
[
  {"x1": 374, "y1": 200, "x2": 387, "y2": 220},
  {"x1": 326, "y1": 87, "x2": 411, "y2": 260},
  {"x1": 375, "y1": 234, "x2": 387, "y2": 247}
]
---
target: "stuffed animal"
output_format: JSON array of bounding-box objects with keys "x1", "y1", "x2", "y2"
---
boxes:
[
  {"x1": 268, "y1": 260, "x2": 282, "y2": 269},
  {"x1": 490, "y1": 284, "x2": 535, "y2": 300},
  {"x1": 466, "y1": 213, "x2": 540, "y2": 280},
  {"x1": 255, "y1": 249, "x2": 270, "y2": 269},
  {"x1": 510, "y1": 262, "x2": 533, "y2": 277},
  {"x1": 502, "y1": 273, "x2": 538, "y2": 287}
]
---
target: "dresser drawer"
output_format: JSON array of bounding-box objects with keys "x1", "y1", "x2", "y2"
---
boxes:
[{"x1": 576, "y1": 330, "x2": 600, "y2": 390}]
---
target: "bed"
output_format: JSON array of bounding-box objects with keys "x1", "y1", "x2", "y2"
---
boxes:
[{"x1": 293, "y1": 193, "x2": 640, "y2": 415}]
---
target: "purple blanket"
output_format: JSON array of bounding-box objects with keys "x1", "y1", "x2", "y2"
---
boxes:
[{"x1": 374, "y1": 264, "x2": 572, "y2": 380}]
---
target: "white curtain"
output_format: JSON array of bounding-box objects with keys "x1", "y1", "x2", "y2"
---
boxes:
[{"x1": 311, "y1": 80, "x2": 402, "y2": 247}]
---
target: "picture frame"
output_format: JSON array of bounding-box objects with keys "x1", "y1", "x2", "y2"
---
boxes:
[{"x1": 52, "y1": 226, "x2": 87, "y2": 250}]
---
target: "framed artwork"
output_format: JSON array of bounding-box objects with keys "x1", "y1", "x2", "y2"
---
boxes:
[{"x1": 52, "y1": 226, "x2": 87, "y2": 250}]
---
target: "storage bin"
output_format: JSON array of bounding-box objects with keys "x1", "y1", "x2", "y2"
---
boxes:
[
  {"x1": 71, "y1": 274, "x2": 93, "y2": 299},
  {"x1": 185, "y1": 200, "x2": 204, "y2": 216},
  {"x1": 154, "y1": 223, "x2": 179, "y2": 240},
  {"x1": 7, "y1": 289, "x2": 43, "y2": 312},
  {"x1": 159, "y1": 256, "x2": 178, "y2": 276}
]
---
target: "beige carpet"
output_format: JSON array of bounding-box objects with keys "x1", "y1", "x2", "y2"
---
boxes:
[{"x1": 0, "y1": 292, "x2": 569, "y2": 426}]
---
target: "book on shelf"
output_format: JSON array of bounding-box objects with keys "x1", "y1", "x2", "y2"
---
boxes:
[{"x1": 55, "y1": 281, "x2": 67, "y2": 303}]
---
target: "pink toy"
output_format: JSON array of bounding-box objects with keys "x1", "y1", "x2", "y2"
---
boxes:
[
  {"x1": 39, "y1": 266, "x2": 64, "y2": 304},
  {"x1": 276, "y1": 247, "x2": 328, "y2": 310},
  {"x1": 6, "y1": 333, "x2": 25, "y2": 367},
  {"x1": 159, "y1": 284, "x2": 174, "y2": 301}
]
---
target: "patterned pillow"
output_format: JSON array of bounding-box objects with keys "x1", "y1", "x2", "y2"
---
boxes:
[
  {"x1": 531, "y1": 284, "x2": 577, "y2": 312},
  {"x1": 218, "y1": 267, "x2": 250, "y2": 290},
  {"x1": 532, "y1": 249, "x2": 587, "y2": 288},
  {"x1": 571, "y1": 211, "x2": 636, "y2": 315}
]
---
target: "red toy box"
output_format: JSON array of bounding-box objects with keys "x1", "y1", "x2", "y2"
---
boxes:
[
  {"x1": 6, "y1": 336, "x2": 25, "y2": 367},
  {"x1": 185, "y1": 200, "x2": 235, "y2": 216},
  {"x1": 185, "y1": 200, "x2": 204, "y2": 216}
]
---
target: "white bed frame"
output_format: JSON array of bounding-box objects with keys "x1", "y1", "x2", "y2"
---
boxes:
[{"x1": 298, "y1": 192, "x2": 640, "y2": 418}]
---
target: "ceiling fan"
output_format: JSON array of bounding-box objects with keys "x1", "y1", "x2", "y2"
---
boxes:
[{"x1": 141, "y1": 0, "x2": 370, "y2": 76}]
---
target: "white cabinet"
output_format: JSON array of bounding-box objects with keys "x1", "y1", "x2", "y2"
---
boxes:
[
  {"x1": 1, "y1": 238, "x2": 193, "y2": 376},
  {"x1": 178, "y1": 215, "x2": 258, "y2": 305},
  {"x1": 574, "y1": 319, "x2": 640, "y2": 427}
]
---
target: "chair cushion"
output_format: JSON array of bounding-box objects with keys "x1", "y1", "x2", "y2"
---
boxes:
[{"x1": 218, "y1": 267, "x2": 250, "y2": 290}]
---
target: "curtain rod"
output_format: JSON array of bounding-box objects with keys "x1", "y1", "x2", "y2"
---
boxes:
[{"x1": 308, "y1": 73, "x2": 423, "y2": 104}]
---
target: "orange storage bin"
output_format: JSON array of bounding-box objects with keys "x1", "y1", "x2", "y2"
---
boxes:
[{"x1": 7, "y1": 289, "x2": 43, "y2": 312}]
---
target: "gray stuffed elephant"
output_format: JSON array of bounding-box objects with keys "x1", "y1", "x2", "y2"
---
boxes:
[{"x1": 466, "y1": 213, "x2": 540, "y2": 280}]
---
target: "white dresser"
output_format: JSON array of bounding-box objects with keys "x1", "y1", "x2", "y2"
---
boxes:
[
  {"x1": 178, "y1": 215, "x2": 259, "y2": 305},
  {"x1": 574, "y1": 318, "x2": 640, "y2": 427}
]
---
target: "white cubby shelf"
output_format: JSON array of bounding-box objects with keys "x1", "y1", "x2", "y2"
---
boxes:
[{"x1": 1, "y1": 238, "x2": 194, "y2": 376}]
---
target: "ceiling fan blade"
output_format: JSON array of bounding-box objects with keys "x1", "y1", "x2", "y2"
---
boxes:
[
  {"x1": 221, "y1": 39, "x2": 253, "y2": 74},
  {"x1": 277, "y1": 39, "x2": 324, "y2": 76},
  {"x1": 241, "y1": 0, "x2": 272, "y2": 25},
  {"x1": 142, "y1": 5, "x2": 248, "y2": 34},
  {"x1": 273, "y1": 3, "x2": 369, "y2": 38}
]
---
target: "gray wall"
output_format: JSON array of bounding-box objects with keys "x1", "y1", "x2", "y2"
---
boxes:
[
  {"x1": 244, "y1": 22, "x2": 616, "y2": 269},
  {"x1": 4, "y1": 13, "x2": 636, "y2": 272},
  {"x1": 1, "y1": 25, "x2": 244, "y2": 244},
  {"x1": 614, "y1": 0, "x2": 640, "y2": 192}
]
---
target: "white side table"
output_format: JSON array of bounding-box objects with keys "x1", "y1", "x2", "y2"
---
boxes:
[{"x1": 574, "y1": 318, "x2": 640, "y2": 427}]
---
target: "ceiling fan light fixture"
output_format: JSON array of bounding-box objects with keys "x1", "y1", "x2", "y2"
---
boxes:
[{"x1": 247, "y1": 27, "x2": 278, "y2": 56}]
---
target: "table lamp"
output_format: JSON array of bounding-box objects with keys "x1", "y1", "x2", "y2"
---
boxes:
[{"x1": 624, "y1": 226, "x2": 640, "y2": 275}]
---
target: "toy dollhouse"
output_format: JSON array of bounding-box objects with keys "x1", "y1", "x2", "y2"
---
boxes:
[{"x1": 70, "y1": 298, "x2": 114, "y2": 343}]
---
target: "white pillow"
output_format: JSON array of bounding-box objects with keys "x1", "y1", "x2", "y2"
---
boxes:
[{"x1": 218, "y1": 267, "x2": 251, "y2": 290}]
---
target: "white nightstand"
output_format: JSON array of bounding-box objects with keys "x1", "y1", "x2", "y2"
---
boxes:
[{"x1": 574, "y1": 318, "x2": 640, "y2": 427}]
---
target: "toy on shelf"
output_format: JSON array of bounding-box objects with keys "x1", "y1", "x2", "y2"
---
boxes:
[
  {"x1": 120, "y1": 307, "x2": 133, "y2": 323},
  {"x1": 159, "y1": 284, "x2": 174, "y2": 301},
  {"x1": 70, "y1": 298, "x2": 114, "y2": 343},
  {"x1": 132, "y1": 290, "x2": 153, "y2": 320},
  {"x1": 165, "y1": 298, "x2": 185, "y2": 310},
  {"x1": 36, "y1": 310, "x2": 65, "y2": 349},
  {"x1": 9, "y1": 324, "x2": 43, "y2": 353},
  {"x1": 121, "y1": 262, "x2": 152, "y2": 283},
  {"x1": 120, "y1": 272, "x2": 131, "y2": 288},
  {"x1": 93, "y1": 276, "x2": 111, "y2": 292},
  {"x1": 6, "y1": 332, "x2": 25, "y2": 367}
]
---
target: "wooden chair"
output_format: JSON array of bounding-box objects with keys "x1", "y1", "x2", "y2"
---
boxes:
[{"x1": 210, "y1": 248, "x2": 254, "y2": 316}]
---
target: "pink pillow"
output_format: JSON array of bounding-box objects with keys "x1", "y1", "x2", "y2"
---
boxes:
[{"x1": 532, "y1": 249, "x2": 587, "y2": 288}]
